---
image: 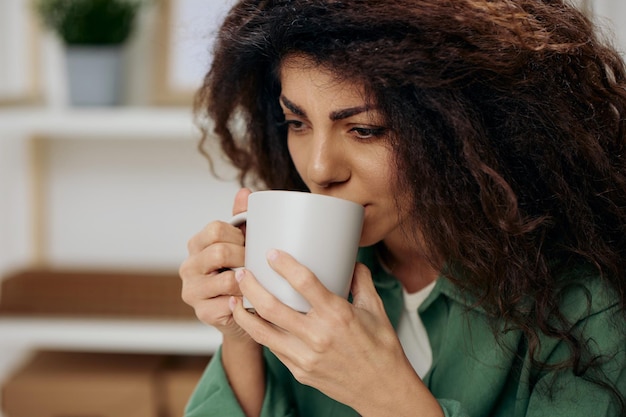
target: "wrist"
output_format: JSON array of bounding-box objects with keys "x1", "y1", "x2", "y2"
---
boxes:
[
  {"x1": 221, "y1": 332, "x2": 265, "y2": 417},
  {"x1": 355, "y1": 363, "x2": 443, "y2": 417},
  {"x1": 223, "y1": 332, "x2": 262, "y2": 351},
  {"x1": 222, "y1": 334, "x2": 263, "y2": 361}
]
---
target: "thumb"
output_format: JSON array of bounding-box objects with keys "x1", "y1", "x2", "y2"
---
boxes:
[
  {"x1": 350, "y1": 263, "x2": 384, "y2": 312},
  {"x1": 232, "y1": 188, "x2": 252, "y2": 216}
]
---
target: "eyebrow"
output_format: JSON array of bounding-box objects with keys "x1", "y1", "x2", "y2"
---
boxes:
[{"x1": 280, "y1": 95, "x2": 371, "y2": 121}]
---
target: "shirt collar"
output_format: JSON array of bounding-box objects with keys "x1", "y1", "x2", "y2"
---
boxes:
[{"x1": 358, "y1": 246, "x2": 490, "y2": 327}]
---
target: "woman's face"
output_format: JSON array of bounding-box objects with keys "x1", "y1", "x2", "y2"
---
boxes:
[{"x1": 280, "y1": 55, "x2": 411, "y2": 247}]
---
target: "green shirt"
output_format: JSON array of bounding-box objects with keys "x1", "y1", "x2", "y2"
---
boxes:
[{"x1": 185, "y1": 247, "x2": 626, "y2": 416}]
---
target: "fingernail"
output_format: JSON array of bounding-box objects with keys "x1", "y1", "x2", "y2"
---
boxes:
[
  {"x1": 235, "y1": 268, "x2": 244, "y2": 282},
  {"x1": 267, "y1": 249, "x2": 279, "y2": 262},
  {"x1": 228, "y1": 296, "x2": 236, "y2": 311}
]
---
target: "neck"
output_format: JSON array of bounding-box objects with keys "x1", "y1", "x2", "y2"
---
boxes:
[{"x1": 379, "y1": 236, "x2": 439, "y2": 293}]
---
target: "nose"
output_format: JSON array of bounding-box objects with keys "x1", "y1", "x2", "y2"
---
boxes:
[{"x1": 306, "y1": 132, "x2": 350, "y2": 189}]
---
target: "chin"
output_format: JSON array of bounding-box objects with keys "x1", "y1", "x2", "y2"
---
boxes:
[{"x1": 358, "y1": 229, "x2": 384, "y2": 248}]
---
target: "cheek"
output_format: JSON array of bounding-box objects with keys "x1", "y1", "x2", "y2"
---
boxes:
[
  {"x1": 358, "y1": 205, "x2": 402, "y2": 247},
  {"x1": 359, "y1": 223, "x2": 384, "y2": 247},
  {"x1": 287, "y1": 138, "x2": 308, "y2": 181},
  {"x1": 359, "y1": 162, "x2": 409, "y2": 243},
  {"x1": 364, "y1": 156, "x2": 396, "y2": 195}
]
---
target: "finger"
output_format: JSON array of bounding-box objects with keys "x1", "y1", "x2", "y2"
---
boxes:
[
  {"x1": 230, "y1": 295, "x2": 294, "y2": 349},
  {"x1": 181, "y1": 242, "x2": 245, "y2": 277},
  {"x1": 349, "y1": 263, "x2": 384, "y2": 312},
  {"x1": 187, "y1": 221, "x2": 245, "y2": 255},
  {"x1": 195, "y1": 294, "x2": 237, "y2": 327},
  {"x1": 235, "y1": 267, "x2": 308, "y2": 331},
  {"x1": 232, "y1": 188, "x2": 252, "y2": 216},
  {"x1": 266, "y1": 249, "x2": 338, "y2": 311},
  {"x1": 204, "y1": 269, "x2": 243, "y2": 297},
  {"x1": 200, "y1": 242, "x2": 246, "y2": 273},
  {"x1": 181, "y1": 269, "x2": 242, "y2": 306},
  {"x1": 211, "y1": 270, "x2": 244, "y2": 297}
]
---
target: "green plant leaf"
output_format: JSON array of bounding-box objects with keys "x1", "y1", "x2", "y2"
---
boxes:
[{"x1": 34, "y1": 0, "x2": 145, "y2": 45}]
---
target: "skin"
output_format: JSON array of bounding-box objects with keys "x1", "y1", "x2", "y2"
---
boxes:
[
  {"x1": 278, "y1": 55, "x2": 439, "y2": 293},
  {"x1": 180, "y1": 187, "x2": 265, "y2": 417},
  {"x1": 180, "y1": 55, "x2": 442, "y2": 417}
]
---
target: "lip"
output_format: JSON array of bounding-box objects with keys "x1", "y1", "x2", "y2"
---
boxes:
[
  {"x1": 322, "y1": 193, "x2": 364, "y2": 207},
  {"x1": 315, "y1": 193, "x2": 367, "y2": 212}
]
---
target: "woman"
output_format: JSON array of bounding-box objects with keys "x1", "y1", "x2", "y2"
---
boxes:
[{"x1": 179, "y1": 1, "x2": 626, "y2": 416}]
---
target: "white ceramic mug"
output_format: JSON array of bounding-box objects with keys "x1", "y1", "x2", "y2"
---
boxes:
[{"x1": 229, "y1": 190, "x2": 364, "y2": 312}]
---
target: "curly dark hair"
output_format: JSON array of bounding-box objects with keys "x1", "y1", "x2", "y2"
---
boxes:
[{"x1": 195, "y1": 0, "x2": 626, "y2": 410}]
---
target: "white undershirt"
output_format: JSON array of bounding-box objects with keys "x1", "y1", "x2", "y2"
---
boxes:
[{"x1": 397, "y1": 281, "x2": 437, "y2": 378}]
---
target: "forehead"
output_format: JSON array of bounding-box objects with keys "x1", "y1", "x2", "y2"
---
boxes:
[{"x1": 279, "y1": 55, "x2": 371, "y2": 106}]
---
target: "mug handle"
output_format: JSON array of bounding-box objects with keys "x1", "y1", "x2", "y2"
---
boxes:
[
  {"x1": 228, "y1": 211, "x2": 254, "y2": 311},
  {"x1": 219, "y1": 212, "x2": 247, "y2": 274},
  {"x1": 229, "y1": 211, "x2": 247, "y2": 227}
]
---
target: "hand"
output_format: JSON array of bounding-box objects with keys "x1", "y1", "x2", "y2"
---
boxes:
[
  {"x1": 179, "y1": 188, "x2": 251, "y2": 340},
  {"x1": 230, "y1": 250, "x2": 441, "y2": 416}
]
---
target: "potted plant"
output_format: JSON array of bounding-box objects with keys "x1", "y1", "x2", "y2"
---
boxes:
[{"x1": 34, "y1": 0, "x2": 145, "y2": 106}]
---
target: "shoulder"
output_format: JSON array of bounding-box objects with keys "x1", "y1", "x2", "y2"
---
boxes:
[
  {"x1": 556, "y1": 266, "x2": 623, "y2": 325},
  {"x1": 537, "y1": 266, "x2": 626, "y2": 367}
]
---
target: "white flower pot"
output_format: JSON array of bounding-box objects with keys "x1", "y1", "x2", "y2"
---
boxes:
[{"x1": 66, "y1": 46, "x2": 123, "y2": 106}]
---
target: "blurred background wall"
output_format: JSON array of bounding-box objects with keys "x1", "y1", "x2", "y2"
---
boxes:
[
  {"x1": 0, "y1": 1, "x2": 239, "y2": 416},
  {"x1": 0, "y1": 0, "x2": 240, "y2": 275}
]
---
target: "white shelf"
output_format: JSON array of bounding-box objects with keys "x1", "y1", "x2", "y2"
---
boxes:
[
  {"x1": 0, "y1": 106, "x2": 228, "y2": 401},
  {"x1": 0, "y1": 107, "x2": 201, "y2": 140},
  {"x1": 0, "y1": 316, "x2": 222, "y2": 355}
]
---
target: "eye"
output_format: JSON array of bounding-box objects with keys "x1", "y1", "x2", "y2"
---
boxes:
[
  {"x1": 350, "y1": 126, "x2": 387, "y2": 140},
  {"x1": 282, "y1": 120, "x2": 309, "y2": 134}
]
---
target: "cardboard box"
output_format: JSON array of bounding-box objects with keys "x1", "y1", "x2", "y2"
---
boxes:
[
  {"x1": 2, "y1": 351, "x2": 165, "y2": 417},
  {"x1": 160, "y1": 355, "x2": 211, "y2": 417}
]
